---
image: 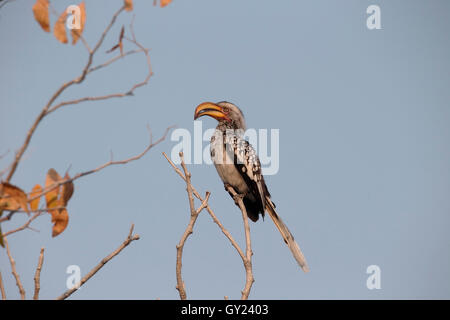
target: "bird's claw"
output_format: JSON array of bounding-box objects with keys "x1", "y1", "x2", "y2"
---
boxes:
[
  {"x1": 232, "y1": 193, "x2": 245, "y2": 205},
  {"x1": 224, "y1": 184, "x2": 245, "y2": 205}
]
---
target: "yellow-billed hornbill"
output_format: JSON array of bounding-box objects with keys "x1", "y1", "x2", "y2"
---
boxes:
[{"x1": 194, "y1": 101, "x2": 309, "y2": 272}]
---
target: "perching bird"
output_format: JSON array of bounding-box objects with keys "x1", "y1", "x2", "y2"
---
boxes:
[{"x1": 194, "y1": 101, "x2": 309, "y2": 272}]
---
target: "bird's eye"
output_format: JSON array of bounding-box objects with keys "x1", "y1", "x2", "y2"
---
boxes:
[{"x1": 222, "y1": 107, "x2": 229, "y2": 114}]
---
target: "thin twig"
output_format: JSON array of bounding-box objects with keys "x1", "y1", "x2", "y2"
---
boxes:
[
  {"x1": 33, "y1": 247, "x2": 45, "y2": 300},
  {"x1": 47, "y1": 25, "x2": 153, "y2": 116},
  {"x1": 175, "y1": 152, "x2": 210, "y2": 300},
  {"x1": 87, "y1": 49, "x2": 144, "y2": 73},
  {"x1": 1, "y1": 211, "x2": 43, "y2": 238},
  {"x1": 55, "y1": 224, "x2": 140, "y2": 300},
  {"x1": 0, "y1": 271, "x2": 6, "y2": 300},
  {"x1": 0, "y1": 210, "x2": 20, "y2": 223},
  {"x1": 79, "y1": 35, "x2": 92, "y2": 54},
  {"x1": 0, "y1": 161, "x2": 12, "y2": 179},
  {"x1": 3, "y1": 236, "x2": 25, "y2": 299},
  {"x1": 0, "y1": 207, "x2": 66, "y2": 222}
]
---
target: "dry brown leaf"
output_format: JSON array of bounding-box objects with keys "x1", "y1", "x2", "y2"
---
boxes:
[
  {"x1": 160, "y1": 0, "x2": 172, "y2": 8},
  {"x1": 45, "y1": 168, "x2": 61, "y2": 208},
  {"x1": 119, "y1": 26, "x2": 125, "y2": 55},
  {"x1": 51, "y1": 208, "x2": 69, "y2": 237},
  {"x1": 44, "y1": 170, "x2": 72, "y2": 236},
  {"x1": 119, "y1": 42, "x2": 124, "y2": 56},
  {"x1": 54, "y1": 11, "x2": 68, "y2": 44},
  {"x1": 71, "y1": 1, "x2": 86, "y2": 45},
  {"x1": 61, "y1": 173, "x2": 74, "y2": 206},
  {"x1": 29, "y1": 184, "x2": 43, "y2": 211},
  {"x1": 32, "y1": 0, "x2": 50, "y2": 32},
  {"x1": 124, "y1": 0, "x2": 133, "y2": 12},
  {"x1": 48, "y1": 199, "x2": 69, "y2": 237},
  {"x1": 106, "y1": 26, "x2": 125, "y2": 55},
  {"x1": 0, "y1": 182, "x2": 29, "y2": 213},
  {"x1": 119, "y1": 25, "x2": 125, "y2": 42}
]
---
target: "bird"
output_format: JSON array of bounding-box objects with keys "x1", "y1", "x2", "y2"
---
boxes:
[{"x1": 194, "y1": 101, "x2": 309, "y2": 272}]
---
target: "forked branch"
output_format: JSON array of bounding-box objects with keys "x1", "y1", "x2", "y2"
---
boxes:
[
  {"x1": 163, "y1": 152, "x2": 255, "y2": 299},
  {"x1": 174, "y1": 152, "x2": 211, "y2": 300}
]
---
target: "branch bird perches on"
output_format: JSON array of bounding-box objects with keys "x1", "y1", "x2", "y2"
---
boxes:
[{"x1": 164, "y1": 152, "x2": 255, "y2": 300}]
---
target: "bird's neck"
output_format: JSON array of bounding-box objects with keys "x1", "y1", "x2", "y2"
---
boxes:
[{"x1": 216, "y1": 121, "x2": 245, "y2": 133}]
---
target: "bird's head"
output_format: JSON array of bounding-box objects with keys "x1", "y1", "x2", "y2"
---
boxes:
[{"x1": 194, "y1": 101, "x2": 246, "y2": 130}]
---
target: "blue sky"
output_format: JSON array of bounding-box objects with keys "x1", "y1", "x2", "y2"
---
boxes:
[{"x1": 1, "y1": 0, "x2": 449, "y2": 299}]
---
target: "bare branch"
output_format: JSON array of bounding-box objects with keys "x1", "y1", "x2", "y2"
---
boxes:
[
  {"x1": 56, "y1": 224, "x2": 140, "y2": 300},
  {"x1": 46, "y1": 93, "x2": 133, "y2": 114},
  {"x1": 1, "y1": 211, "x2": 43, "y2": 238},
  {"x1": 163, "y1": 152, "x2": 245, "y2": 261},
  {"x1": 0, "y1": 159, "x2": 12, "y2": 179},
  {"x1": 88, "y1": 49, "x2": 144, "y2": 74},
  {"x1": 3, "y1": 236, "x2": 25, "y2": 299},
  {"x1": 33, "y1": 247, "x2": 45, "y2": 300},
  {"x1": 175, "y1": 151, "x2": 211, "y2": 299},
  {"x1": 79, "y1": 35, "x2": 92, "y2": 54},
  {"x1": 46, "y1": 18, "x2": 153, "y2": 116},
  {"x1": 0, "y1": 271, "x2": 6, "y2": 300},
  {"x1": 0, "y1": 210, "x2": 19, "y2": 223},
  {"x1": 0, "y1": 207, "x2": 66, "y2": 221},
  {"x1": 46, "y1": 46, "x2": 152, "y2": 115},
  {"x1": 163, "y1": 152, "x2": 255, "y2": 299}
]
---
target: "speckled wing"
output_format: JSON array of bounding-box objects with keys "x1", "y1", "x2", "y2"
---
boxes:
[{"x1": 224, "y1": 132, "x2": 269, "y2": 213}]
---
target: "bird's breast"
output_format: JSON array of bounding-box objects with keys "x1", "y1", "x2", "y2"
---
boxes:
[{"x1": 210, "y1": 134, "x2": 249, "y2": 194}]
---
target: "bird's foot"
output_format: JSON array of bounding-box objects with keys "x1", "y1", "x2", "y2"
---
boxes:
[
  {"x1": 232, "y1": 193, "x2": 245, "y2": 206},
  {"x1": 224, "y1": 184, "x2": 245, "y2": 205}
]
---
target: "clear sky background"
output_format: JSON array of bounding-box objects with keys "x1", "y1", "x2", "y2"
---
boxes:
[{"x1": 1, "y1": 0, "x2": 449, "y2": 299}]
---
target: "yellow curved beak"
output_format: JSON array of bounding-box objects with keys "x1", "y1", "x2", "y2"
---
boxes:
[{"x1": 194, "y1": 102, "x2": 227, "y2": 120}]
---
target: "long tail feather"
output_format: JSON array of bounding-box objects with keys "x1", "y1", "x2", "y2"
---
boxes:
[{"x1": 265, "y1": 196, "x2": 309, "y2": 272}]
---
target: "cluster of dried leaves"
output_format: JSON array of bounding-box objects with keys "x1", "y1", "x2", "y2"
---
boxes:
[
  {"x1": 0, "y1": 169, "x2": 74, "y2": 244},
  {"x1": 31, "y1": 0, "x2": 172, "y2": 45},
  {"x1": 32, "y1": 0, "x2": 86, "y2": 44}
]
